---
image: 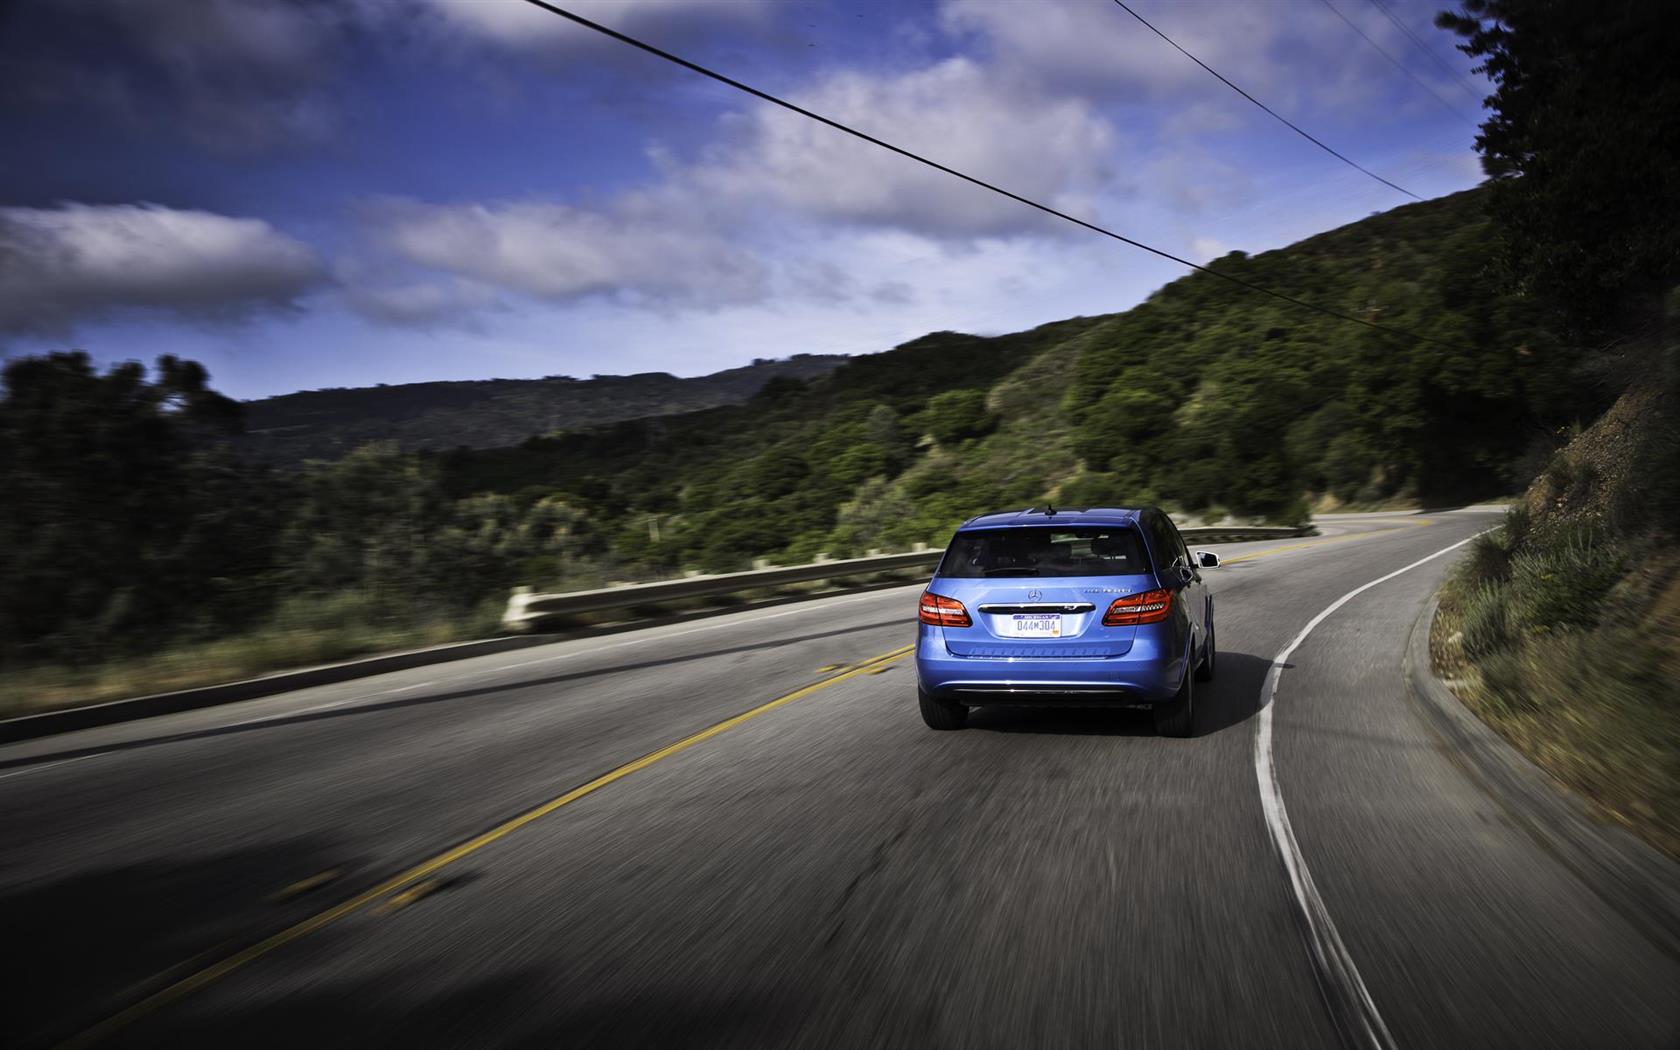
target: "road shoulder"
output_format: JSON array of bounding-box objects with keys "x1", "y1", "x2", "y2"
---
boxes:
[{"x1": 1403, "y1": 595, "x2": 1680, "y2": 961}]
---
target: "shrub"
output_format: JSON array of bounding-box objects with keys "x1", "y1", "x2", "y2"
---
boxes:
[
  {"x1": 1503, "y1": 503, "x2": 1533, "y2": 551},
  {"x1": 1056, "y1": 471, "x2": 1124, "y2": 508},
  {"x1": 923, "y1": 389, "x2": 995, "y2": 445},
  {"x1": 1475, "y1": 647, "x2": 1532, "y2": 713},
  {"x1": 1269, "y1": 495, "x2": 1313, "y2": 529},
  {"x1": 1509, "y1": 532, "x2": 1626, "y2": 633},
  {"x1": 1461, "y1": 581, "x2": 1514, "y2": 658},
  {"x1": 1461, "y1": 532, "x2": 1513, "y2": 588}
]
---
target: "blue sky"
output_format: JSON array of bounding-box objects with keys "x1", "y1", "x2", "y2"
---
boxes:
[{"x1": 0, "y1": 0, "x2": 1489, "y2": 400}]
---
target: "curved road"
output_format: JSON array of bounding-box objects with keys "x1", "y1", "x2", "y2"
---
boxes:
[{"x1": 3, "y1": 510, "x2": 1676, "y2": 1048}]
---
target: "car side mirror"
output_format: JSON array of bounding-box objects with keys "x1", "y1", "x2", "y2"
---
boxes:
[{"x1": 1195, "y1": 550, "x2": 1221, "y2": 568}]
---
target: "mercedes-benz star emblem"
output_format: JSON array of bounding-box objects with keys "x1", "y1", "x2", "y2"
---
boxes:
[{"x1": 1027, "y1": 589, "x2": 1041, "y2": 602}]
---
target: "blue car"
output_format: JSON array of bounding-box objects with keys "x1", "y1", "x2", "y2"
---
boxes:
[{"x1": 915, "y1": 506, "x2": 1218, "y2": 736}]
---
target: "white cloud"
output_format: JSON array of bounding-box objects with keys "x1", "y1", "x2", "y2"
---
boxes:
[
  {"x1": 340, "y1": 50, "x2": 1125, "y2": 319},
  {"x1": 339, "y1": 274, "x2": 503, "y2": 328},
  {"x1": 407, "y1": 0, "x2": 772, "y2": 52},
  {"x1": 359, "y1": 198, "x2": 768, "y2": 309},
  {"x1": 0, "y1": 203, "x2": 326, "y2": 334},
  {"x1": 690, "y1": 57, "x2": 1119, "y2": 238},
  {"x1": 941, "y1": 0, "x2": 1387, "y2": 118},
  {"x1": 1191, "y1": 236, "x2": 1230, "y2": 261},
  {"x1": 454, "y1": 226, "x2": 1188, "y2": 381},
  {"x1": 942, "y1": 0, "x2": 1203, "y2": 98}
]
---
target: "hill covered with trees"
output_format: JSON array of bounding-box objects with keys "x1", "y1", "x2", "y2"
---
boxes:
[{"x1": 443, "y1": 186, "x2": 1582, "y2": 570}]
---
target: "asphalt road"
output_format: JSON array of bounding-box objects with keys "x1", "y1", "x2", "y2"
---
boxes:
[{"x1": 4, "y1": 509, "x2": 1676, "y2": 1049}]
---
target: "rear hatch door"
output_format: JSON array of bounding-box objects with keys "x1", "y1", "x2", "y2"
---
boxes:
[{"x1": 934, "y1": 574, "x2": 1157, "y2": 658}]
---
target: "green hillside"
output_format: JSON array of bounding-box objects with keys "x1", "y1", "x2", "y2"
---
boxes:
[{"x1": 441, "y1": 187, "x2": 1581, "y2": 572}]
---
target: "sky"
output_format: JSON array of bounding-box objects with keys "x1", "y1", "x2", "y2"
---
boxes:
[{"x1": 0, "y1": 0, "x2": 1491, "y2": 401}]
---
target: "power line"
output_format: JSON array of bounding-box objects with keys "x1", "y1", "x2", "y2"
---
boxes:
[
  {"x1": 1110, "y1": 0, "x2": 1420, "y2": 201},
  {"x1": 1319, "y1": 0, "x2": 1480, "y2": 126},
  {"x1": 1366, "y1": 0, "x2": 1484, "y2": 102},
  {"x1": 516, "y1": 0, "x2": 1478, "y2": 354}
]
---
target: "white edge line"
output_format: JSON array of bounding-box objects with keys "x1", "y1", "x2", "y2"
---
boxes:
[
  {"x1": 0, "y1": 752, "x2": 105, "y2": 782},
  {"x1": 1255, "y1": 529, "x2": 1490, "y2": 1050}
]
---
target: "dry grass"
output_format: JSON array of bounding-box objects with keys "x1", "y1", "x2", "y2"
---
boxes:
[
  {"x1": 1433, "y1": 522, "x2": 1680, "y2": 861},
  {"x1": 0, "y1": 594, "x2": 503, "y2": 720}
]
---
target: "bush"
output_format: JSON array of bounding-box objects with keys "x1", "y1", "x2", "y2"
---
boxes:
[
  {"x1": 1269, "y1": 495, "x2": 1313, "y2": 529},
  {"x1": 1460, "y1": 582, "x2": 1514, "y2": 658},
  {"x1": 1462, "y1": 532, "x2": 1513, "y2": 588},
  {"x1": 1503, "y1": 503, "x2": 1533, "y2": 550},
  {"x1": 923, "y1": 389, "x2": 995, "y2": 445},
  {"x1": 1056, "y1": 471, "x2": 1125, "y2": 507},
  {"x1": 1474, "y1": 647, "x2": 1532, "y2": 713},
  {"x1": 1508, "y1": 532, "x2": 1626, "y2": 633},
  {"x1": 1468, "y1": 625, "x2": 1678, "y2": 855}
]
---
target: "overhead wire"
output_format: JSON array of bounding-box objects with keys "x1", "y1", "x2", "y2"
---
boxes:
[
  {"x1": 1366, "y1": 0, "x2": 1484, "y2": 102},
  {"x1": 1319, "y1": 0, "x2": 1480, "y2": 126},
  {"x1": 1109, "y1": 0, "x2": 1420, "y2": 201},
  {"x1": 516, "y1": 0, "x2": 1483, "y2": 354}
]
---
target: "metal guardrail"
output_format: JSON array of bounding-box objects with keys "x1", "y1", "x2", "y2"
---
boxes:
[
  {"x1": 503, "y1": 525, "x2": 1309, "y2": 631},
  {"x1": 0, "y1": 526, "x2": 1310, "y2": 745},
  {"x1": 1180, "y1": 525, "x2": 1308, "y2": 543},
  {"x1": 503, "y1": 548, "x2": 943, "y2": 631}
]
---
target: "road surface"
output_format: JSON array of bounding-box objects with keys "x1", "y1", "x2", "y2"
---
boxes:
[{"x1": 3, "y1": 509, "x2": 1675, "y2": 1048}]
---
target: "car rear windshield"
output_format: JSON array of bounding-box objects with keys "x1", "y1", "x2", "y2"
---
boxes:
[{"x1": 937, "y1": 526, "x2": 1150, "y2": 579}]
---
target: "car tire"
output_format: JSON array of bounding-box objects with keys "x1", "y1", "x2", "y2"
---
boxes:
[
  {"x1": 1153, "y1": 665, "x2": 1195, "y2": 738},
  {"x1": 918, "y1": 687, "x2": 968, "y2": 730},
  {"x1": 1195, "y1": 623, "x2": 1216, "y2": 682}
]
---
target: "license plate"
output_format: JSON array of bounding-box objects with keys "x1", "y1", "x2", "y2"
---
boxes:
[{"x1": 1009, "y1": 614, "x2": 1062, "y2": 638}]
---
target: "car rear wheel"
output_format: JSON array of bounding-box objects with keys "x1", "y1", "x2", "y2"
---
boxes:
[
  {"x1": 1195, "y1": 624, "x2": 1216, "y2": 682},
  {"x1": 918, "y1": 687, "x2": 968, "y2": 730},
  {"x1": 1153, "y1": 666, "x2": 1195, "y2": 737}
]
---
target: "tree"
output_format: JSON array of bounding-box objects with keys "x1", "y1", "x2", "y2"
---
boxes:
[
  {"x1": 923, "y1": 389, "x2": 995, "y2": 445},
  {"x1": 0, "y1": 353, "x2": 260, "y2": 658},
  {"x1": 1437, "y1": 0, "x2": 1680, "y2": 328}
]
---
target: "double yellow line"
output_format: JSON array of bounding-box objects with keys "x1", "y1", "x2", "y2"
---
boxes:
[
  {"x1": 64, "y1": 643, "x2": 916, "y2": 1047},
  {"x1": 65, "y1": 519, "x2": 1443, "y2": 1043}
]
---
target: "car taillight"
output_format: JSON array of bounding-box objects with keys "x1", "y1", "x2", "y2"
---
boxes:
[
  {"x1": 919, "y1": 591, "x2": 971, "y2": 627},
  {"x1": 1103, "y1": 587, "x2": 1174, "y2": 626}
]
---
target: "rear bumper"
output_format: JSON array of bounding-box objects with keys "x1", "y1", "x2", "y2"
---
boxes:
[{"x1": 915, "y1": 623, "x2": 1185, "y2": 706}]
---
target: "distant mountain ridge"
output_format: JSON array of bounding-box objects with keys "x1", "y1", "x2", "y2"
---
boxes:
[{"x1": 239, "y1": 354, "x2": 848, "y2": 462}]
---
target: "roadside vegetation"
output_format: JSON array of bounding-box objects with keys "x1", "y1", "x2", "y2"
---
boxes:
[
  {"x1": 1434, "y1": 327, "x2": 1679, "y2": 856},
  {"x1": 0, "y1": 593, "x2": 504, "y2": 717},
  {"x1": 1426, "y1": 0, "x2": 1680, "y2": 859}
]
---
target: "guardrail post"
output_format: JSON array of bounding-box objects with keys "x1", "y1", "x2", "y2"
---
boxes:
[{"x1": 503, "y1": 586, "x2": 533, "y2": 632}]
